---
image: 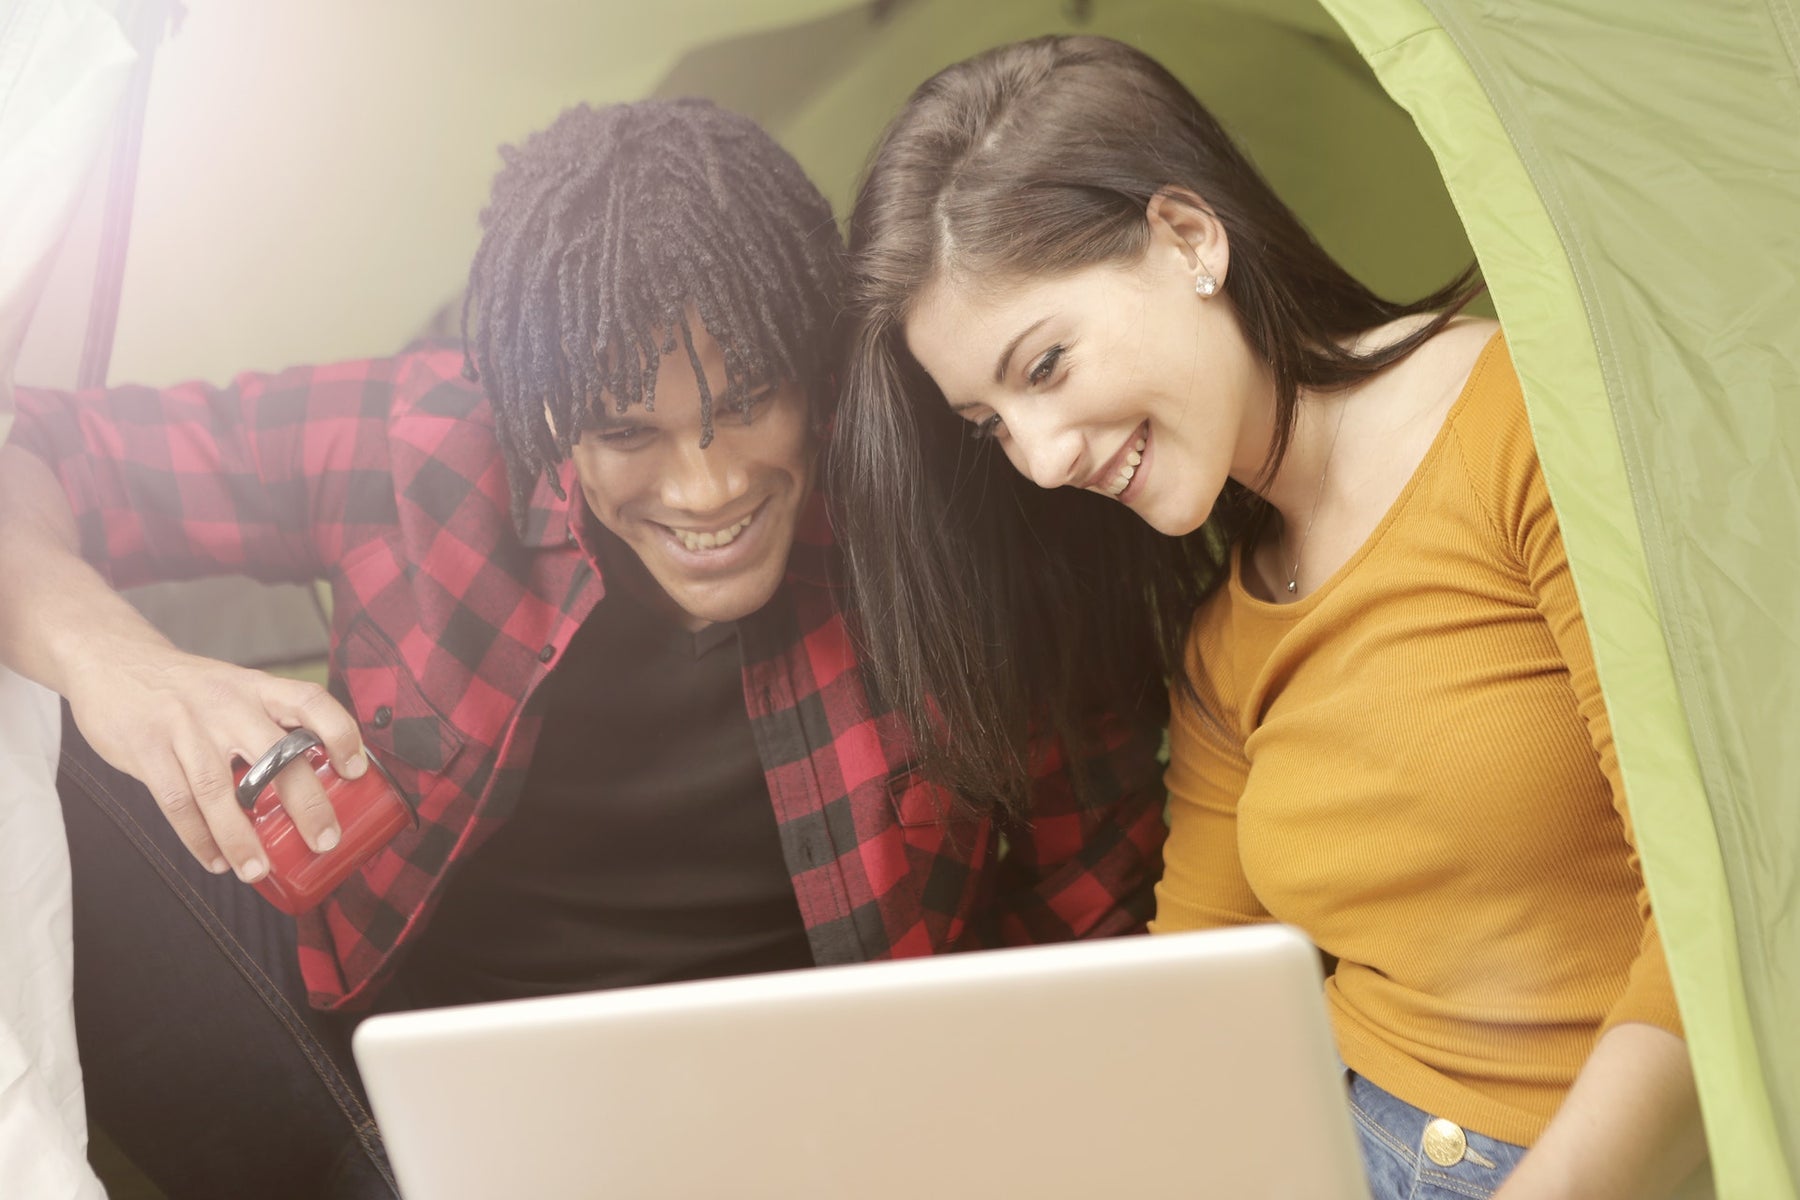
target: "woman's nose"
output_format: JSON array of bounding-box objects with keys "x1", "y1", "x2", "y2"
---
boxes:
[{"x1": 1005, "y1": 415, "x2": 1084, "y2": 491}]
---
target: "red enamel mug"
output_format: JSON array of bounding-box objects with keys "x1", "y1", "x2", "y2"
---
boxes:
[{"x1": 233, "y1": 728, "x2": 415, "y2": 915}]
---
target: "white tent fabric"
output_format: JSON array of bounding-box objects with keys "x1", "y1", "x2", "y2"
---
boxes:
[
  {"x1": 0, "y1": 673, "x2": 103, "y2": 1200},
  {"x1": 0, "y1": 2, "x2": 132, "y2": 1195}
]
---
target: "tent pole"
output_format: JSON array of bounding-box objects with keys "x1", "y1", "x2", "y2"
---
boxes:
[{"x1": 75, "y1": 0, "x2": 177, "y2": 390}]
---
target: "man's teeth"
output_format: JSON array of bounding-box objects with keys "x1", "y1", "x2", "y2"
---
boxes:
[
  {"x1": 1103, "y1": 435, "x2": 1149, "y2": 497},
  {"x1": 672, "y1": 514, "x2": 753, "y2": 552}
]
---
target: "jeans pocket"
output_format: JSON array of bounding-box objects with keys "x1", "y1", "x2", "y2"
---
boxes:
[
  {"x1": 1345, "y1": 1072, "x2": 1526, "y2": 1200},
  {"x1": 1347, "y1": 1094, "x2": 1423, "y2": 1200},
  {"x1": 1413, "y1": 1124, "x2": 1525, "y2": 1200}
]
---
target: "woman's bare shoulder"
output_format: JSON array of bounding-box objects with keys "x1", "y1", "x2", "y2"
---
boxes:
[
  {"x1": 1432, "y1": 316, "x2": 1503, "y2": 378},
  {"x1": 1349, "y1": 314, "x2": 1501, "y2": 430}
]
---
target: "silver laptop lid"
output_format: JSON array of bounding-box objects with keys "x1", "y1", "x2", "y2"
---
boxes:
[{"x1": 354, "y1": 924, "x2": 1369, "y2": 1200}]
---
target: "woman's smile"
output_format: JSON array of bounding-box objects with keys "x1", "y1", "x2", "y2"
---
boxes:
[{"x1": 1082, "y1": 421, "x2": 1150, "y2": 501}]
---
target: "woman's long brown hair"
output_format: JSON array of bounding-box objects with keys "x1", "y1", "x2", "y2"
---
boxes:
[{"x1": 832, "y1": 35, "x2": 1481, "y2": 809}]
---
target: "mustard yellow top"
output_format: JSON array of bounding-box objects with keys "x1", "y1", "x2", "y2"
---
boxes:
[{"x1": 1152, "y1": 334, "x2": 1681, "y2": 1147}]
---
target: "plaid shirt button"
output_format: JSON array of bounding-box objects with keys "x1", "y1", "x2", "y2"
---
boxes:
[
  {"x1": 538, "y1": 644, "x2": 555, "y2": 663},
  {"x1": 371, "y1": 705, "x2": 393, "y2": 729}
]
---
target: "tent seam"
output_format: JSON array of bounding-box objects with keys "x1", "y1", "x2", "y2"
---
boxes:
[
  {"x1": 1415, "y1": 5, "x2": 1793, "y2": 1197},
  {"x1": 1419, "y1": 4, "x2": 1723, "y2": 931},
  {"x1": 1432, "y1": 12, "x2": 1771, "y2": 1091},
  {"x1": 1423, "y1": 11, "x2": 1726, "y2": 810},
  {"x1": 1764, "y1": 0, "x2": 1800, "y2": 90}
]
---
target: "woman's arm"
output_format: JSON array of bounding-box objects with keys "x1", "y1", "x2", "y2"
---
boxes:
[
  {"x1": 1495, "y1": 1021, "x2": 1705, "y2": 1200},
  {"x1": 1488, "y1": 364, "x2": 1704, "y2": 1198},
  {"x1": 1152, "y1": 618, "x2": 1267, "y2": 932}
]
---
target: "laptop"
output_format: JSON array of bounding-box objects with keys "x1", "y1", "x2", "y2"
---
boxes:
[{"x1": 352, "y1": 923, "x2": 1370, "y2": 1199}]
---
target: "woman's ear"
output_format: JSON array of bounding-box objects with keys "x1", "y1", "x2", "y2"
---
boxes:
[{"x1": 1145, "y1": 188, "x2": 1229, "y2": 292}]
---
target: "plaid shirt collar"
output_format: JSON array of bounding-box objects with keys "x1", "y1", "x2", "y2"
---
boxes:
[{"x1": 517, "y1": 466, "x2": 578, "y2": 550}]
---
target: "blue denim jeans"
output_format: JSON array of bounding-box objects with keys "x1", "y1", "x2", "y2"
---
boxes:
[
  {"x1": 57, "y1": 707, "x2": 400, "y2": 1200},
  {"x1": 1347, "y1": 1070, "x2": 1528, "y2": 1200}
]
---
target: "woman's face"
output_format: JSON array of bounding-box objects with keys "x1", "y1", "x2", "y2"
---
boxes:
[{"x1": 903, "y1": 209, "x2": 1271, "y2": 537}]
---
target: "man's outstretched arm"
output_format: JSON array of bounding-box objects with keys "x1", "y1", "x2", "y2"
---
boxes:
[{"x1": 0, "y1": 430, "x2": 366, "y2": 884}]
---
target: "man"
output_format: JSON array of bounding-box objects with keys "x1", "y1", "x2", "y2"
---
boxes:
[{"x1": 0, "y1": 100, "x2": 1165, "y2": 1199}]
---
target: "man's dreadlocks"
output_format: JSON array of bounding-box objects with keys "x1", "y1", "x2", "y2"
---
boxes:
[{"x1": 460, "y1": 99, "x2": 846, "y2": 523}]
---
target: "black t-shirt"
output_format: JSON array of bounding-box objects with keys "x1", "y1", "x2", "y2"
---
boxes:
[{"x1": 394, "y1": 547, "x2": 814, "y2": 1005}]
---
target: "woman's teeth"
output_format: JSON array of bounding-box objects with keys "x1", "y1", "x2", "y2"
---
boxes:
[
  {"x1": 672, "y1": 513, "x2": 753, "y2": 552},
  {"x1": 1103, "y1": 435, "x2": 1148, "y2": 498}
]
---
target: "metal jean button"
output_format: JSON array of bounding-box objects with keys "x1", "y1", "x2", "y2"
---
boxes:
[{"x1": 1422, "y1": 1117, "x2": 1468, "y2": 1167}]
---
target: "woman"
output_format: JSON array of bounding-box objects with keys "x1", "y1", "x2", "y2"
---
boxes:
[{"x1": 833, "y1": 34, "x2": 1706, "y2": 1200}]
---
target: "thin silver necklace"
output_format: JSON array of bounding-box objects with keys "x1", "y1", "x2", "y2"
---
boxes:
[{"x1": 1284, "y1": 399, "x2": 1348, "y2": 595}]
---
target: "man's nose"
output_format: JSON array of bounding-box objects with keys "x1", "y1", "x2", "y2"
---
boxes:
[{"x1": 662, "y1": 439, "x2": 748, "y2": 512}]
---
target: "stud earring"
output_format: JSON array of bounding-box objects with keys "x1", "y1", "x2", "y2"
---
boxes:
[{"x1": 1195, "y1": 273, "x2": 1218, "y2": 297}]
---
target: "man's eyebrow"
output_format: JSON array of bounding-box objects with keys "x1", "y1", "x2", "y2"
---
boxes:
[
  {"x1": 994, "y1": 317, "x2": 1050, "y2": 386},
  {"x1": 719, "y1": 379, "x2": 778, "y2": 405},
  {"x1": 582, "y1": 403, "x2": 636, "y2": 429}
]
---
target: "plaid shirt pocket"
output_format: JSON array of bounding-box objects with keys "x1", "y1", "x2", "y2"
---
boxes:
[
  {"x1": 337, "y1": 616, "x2": 469, "y2": 804},
  {"x1": 887, "y1": 766, "x2": 975, "y2": 827},
  {"x1": 882, "y1": 767, "x2": 995, "y2": 948}
]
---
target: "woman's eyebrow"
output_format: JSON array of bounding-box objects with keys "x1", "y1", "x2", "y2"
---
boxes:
[{"x1": 994, "y1": 316, "x2": 1051, "y2": 384}]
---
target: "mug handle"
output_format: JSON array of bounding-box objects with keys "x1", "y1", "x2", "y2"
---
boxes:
[{"x1": 236, "y1": 728, "x2": 324, "y2": 809}]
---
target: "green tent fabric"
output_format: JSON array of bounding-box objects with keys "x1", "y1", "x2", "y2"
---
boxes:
[
  {"x1": 649, "y1": 2, "x2": 1798, "y2": 1195},
  {"x1": 1330, "y1": 8, "x2": 1800, "y2": 1198}
]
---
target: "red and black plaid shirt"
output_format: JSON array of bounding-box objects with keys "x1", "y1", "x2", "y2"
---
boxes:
[{"x1": 13, "y1": 348, "x2": 1166, "y2": 1010}]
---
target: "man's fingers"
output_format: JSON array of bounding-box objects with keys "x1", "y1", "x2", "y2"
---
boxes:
[
  {"x1": 268, "y1": 750, "x2": 342, "y2": 855},
  {"x1": 273, "y1": 679, "x2": 367, "y2": 779},
  {"x1": 236, "y1": 718, "x2": 342, "y2": 855},
  {"x1": 145, "y1": 756, "x2": 230, "y2": 875},
  {"x1": 172, "y1": 736, "x2": 267, "y2": 883}
]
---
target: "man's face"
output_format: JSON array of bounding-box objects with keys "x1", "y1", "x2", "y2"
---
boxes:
[{"x1": 567, "y1": 324, "x2": 815, "y2": 630}]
